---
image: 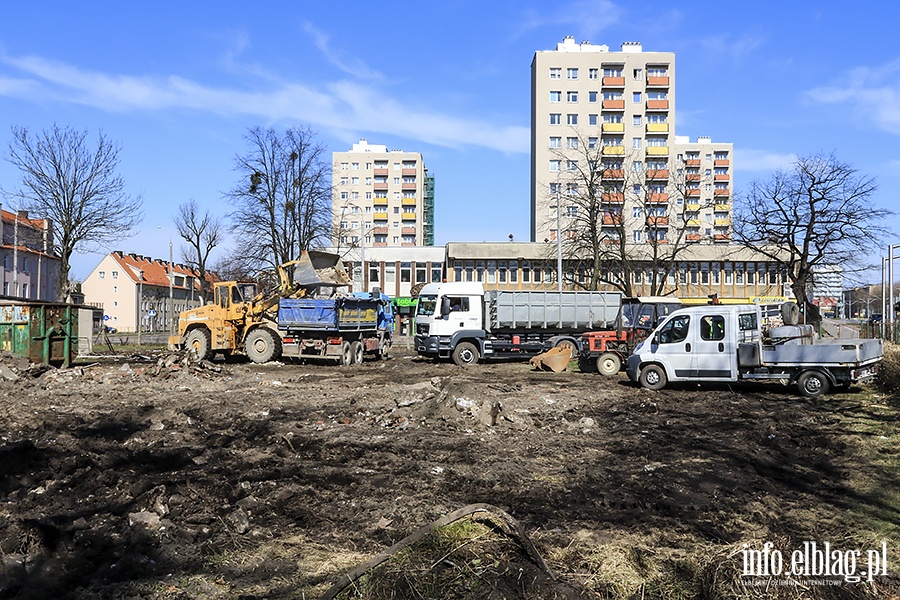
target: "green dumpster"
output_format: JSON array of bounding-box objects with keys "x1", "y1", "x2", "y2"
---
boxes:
[{"x1": 0, "y1": 301, "x2": 78, "y2": 367}]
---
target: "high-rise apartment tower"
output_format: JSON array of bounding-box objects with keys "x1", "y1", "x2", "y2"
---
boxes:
[
  {"x1": 531, "y1": 37, "x2": 732, "y2": 245},
  {"x1": 332, "y1": 139, "x2": 433, "y2": 248}
]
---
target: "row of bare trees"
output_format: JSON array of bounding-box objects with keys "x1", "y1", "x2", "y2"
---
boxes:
[
  {"x1": 546, "y1": 128, "x2": 891, "y2": 327},
  {"x1": 1, "y1": 125, "x2": 332, "y2": 302},
  {"x1": 1, "y1": 123, "x2": 893, "y2": 327}
]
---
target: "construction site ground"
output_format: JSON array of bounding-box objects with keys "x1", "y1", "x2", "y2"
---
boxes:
[{"x1": 1, "y1": 341, "x2": 898, "y2": 599}]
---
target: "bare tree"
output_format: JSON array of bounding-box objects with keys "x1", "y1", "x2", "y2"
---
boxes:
[
  {"x1": 2, "y1": 125, "x2": 143, "y2": 298},
  {"x1": 174, "y1": 199, "x2": 222, "y2": 302},
  {"x1": 734, "y1": 152, "x2": 889, "y2": 327},
  {"x1": 547, "y1": 131, "x2": 698, "y2": 295},
  {"x1": 225, "y1": 126, "x2": 331, "y2": 272}
]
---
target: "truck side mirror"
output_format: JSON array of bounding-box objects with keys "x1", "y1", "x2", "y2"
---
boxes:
[{"x1": 440, "y1": 297, "x2": 451, "y2": 317}]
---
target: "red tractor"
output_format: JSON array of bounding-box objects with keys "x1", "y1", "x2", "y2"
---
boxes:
[{"x1": 579, "y1": 297, "x2": 683, "y2": 375}]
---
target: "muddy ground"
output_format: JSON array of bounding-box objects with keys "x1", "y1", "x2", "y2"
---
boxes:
[{"x1": 0, "y1": 343, "x2": 898, "y2": 599}]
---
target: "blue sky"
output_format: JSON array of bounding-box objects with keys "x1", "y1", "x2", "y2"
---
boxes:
[{"x1": 1, "y1": 1, "x2": 898, "y2": 282}]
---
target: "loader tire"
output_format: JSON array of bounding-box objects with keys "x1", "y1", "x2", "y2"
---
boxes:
[
  {"x1": 246, "y1": 328, "x2": 281, "y2": 364},
  {"x1": 578, "y1": 354, "x2": 596, "y2": 373},
  {"x1": 185, "y1": 328, "x2": 211, "y2": 361}
]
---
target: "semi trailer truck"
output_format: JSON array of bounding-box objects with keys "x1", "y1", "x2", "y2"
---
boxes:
[{"x1": 414, "y1": 281, "x2": 621, "y2": 366}]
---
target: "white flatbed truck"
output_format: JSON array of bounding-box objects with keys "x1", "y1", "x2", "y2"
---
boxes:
[{"x1": 625, "y1": 303, "x2": 883, "y2": 398}]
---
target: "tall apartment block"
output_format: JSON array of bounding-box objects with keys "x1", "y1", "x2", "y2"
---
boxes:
[
  {"x1": 531, "y1": 36, "x2": 733, "y2": 245},
  {"x1": 332, "y1": 139, "x2": 434, "y2": 248}
]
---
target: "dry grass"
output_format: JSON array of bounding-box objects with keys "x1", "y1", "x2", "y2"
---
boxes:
[{"x1": 877, "y1": 341, "x2": 900, "y2": 395}]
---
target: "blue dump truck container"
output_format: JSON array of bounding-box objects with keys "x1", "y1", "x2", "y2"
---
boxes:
[
  {"x1": 277, "y1": 296, "x2": 380, "y2": 330},
  {"x1": 0, "y1": 300, "x2": 79, "y2": 367},
  {"x1": 273, "y1": 293, "x2": 393, "y2": 364}
]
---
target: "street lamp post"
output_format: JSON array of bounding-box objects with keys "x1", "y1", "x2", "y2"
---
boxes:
[
  {"x1": 556, "y1": 189, "x2": 563, "y2": 292},
  {"x1": 158, "y1": 226, "x2": 175, "y2": 336}
]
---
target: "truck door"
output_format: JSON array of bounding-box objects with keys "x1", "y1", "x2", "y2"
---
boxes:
[
  {"x1": 651, "y1": 313, "x2": 693, "y2": 381},
  {"x1": 441, "y1": 295, "x2": 480, "y2": 331},
  {"x1": 691, "y1": 312, "x2": 735, "y2": 380}
]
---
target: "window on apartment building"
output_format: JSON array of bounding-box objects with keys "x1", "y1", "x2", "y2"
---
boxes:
[
  {"x1": 589, "y1": 68, "x2": 598, "y2": 79},
  {"x1": 715, "y1": 152, "x2": 729, "y2": 160},
  {"x1": 647, "y1": 91, "x2": 667, "y2": 100},
  {"x1": 550, "y1": 113, "x2": 561, "y2": 125},
  {"x1": 400, "y1": 263, "x2": 411, "y2": 283},
  {"x1": 99, "y1": 271, "x2": 105, "y2": 279},
  {"x1": 112, "y1": 271, "x2": 119, "y2": 279},
  {"x1": 550, "y1": 91, "x2": 561, "y2": 103},
  {"x1": 550, "y1": 67, "x2": 561, "y2": 79},
  {"x1": 633, "y1": 68, "x2": 643, "y2": 79},
  {"x1": 633, "y1": 116, "x2": 642, "y2": 126},
  {"x1": 633, "y1": 230, "x2": 643, "y2": 242},
  {"x1": 632, "y1": 138, "x2": 641, "y2": 149},
  {"x1": 588, "y1": 91, "x2": 598, "y2": 103},
  {"x1": 633, "y1": 161, "x2": 643, "y2": 172},
  {"x1": 340, "y1": 191, "x2": 348, "y2": 200},
  {"x1": 351, "y1": 177, "x2": 359, "y2": 184},
  {"x1": 588, "y1": 137, "x2": 598, "y2": 149},
  {"x1": 550, "y1": 160, "x2": 561, "y2": 171},
  {"x1": 566, "y1": 114, "x2": 578, "y2": 125},
  {"x1": 566, "y1": 137, "x2": 578, "y2": 149},
  {"x1": 648, "y1": 67, "x2": 668, "y2": 77},
  {"x1": 566, "y1": 183, "x2": 578, "y2": 195},
  {"x1": 341, "y1": 162, "x2": 349, "y2": 170},
  {"x1": 725, "y1": 263, "x2": 733, "y2": 285},
  {"x1": 549, "y1": 136, "x2": 561, "y2": 148},
  {"x1": 647, "y1": 114, "x2": 666, "y2": 123},
  {"x1": 588, "y1": 114, "x2": 598, "y2": 126},
  {"x1": 351, "y1": 162, "x2": 359, "y2": 170},
  {"x1": 567, "y1": 91, "x2": 578, "y2": 103},
  {"x1": 603, "y1": 91, "x2": 623, "y2": 100},
  {"x1": 566, "y1": 160, "x2": 578, "y2": 171},
  {"x1": 567, "y1": 68, "x2": 578, "y2": 79},
  {"x1": 566, "y1": 205, "x2": 578, "y2": 217},
  {"x1": 340, "y1": 177, "x2": 348, "y2": 185}
]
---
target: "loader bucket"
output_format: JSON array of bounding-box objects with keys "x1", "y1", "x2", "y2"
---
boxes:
[
  {"x1": 289, "y1": 251, "x2": 351, "y2": 287},
  {"x1": 529, "y1": 346, "x2": 573, "y2": 372}
]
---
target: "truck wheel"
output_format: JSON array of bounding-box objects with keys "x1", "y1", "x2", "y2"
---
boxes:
[
  {"x1": 596, "y1": 352, "x2": 622, "y2": 376},
  {"x1": 639, "y1": 364, "x2": 667, "y2": 391},
  {"x1": 340, "y1": 341, "x2": 353, "y2": 366},
  {"x1": 578, "y1": 355, "x2": 596, "y2": 373},
  {"x1": 377, "y1": 335, "x2": 391, "y2": 360},
  {"x1": 185, "y1": 329, "x2": 211, "y2": 361},
  {"x1": 246, "y1": 328, "x2": 281, "y2": 364},
  {"x1": 797, "y1": 370, "x2": 829, "y2": 398},
  {"x1": 350, "y1": 340, "x2": 364, "y2": 364},
  {"x1": 452, "y1": 342, "x2": 479, "y2": 366}
]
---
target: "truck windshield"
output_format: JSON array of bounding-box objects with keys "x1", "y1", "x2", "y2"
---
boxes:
[{"x1": 417, "y1": 294, "x2": 438, "y2": 316}]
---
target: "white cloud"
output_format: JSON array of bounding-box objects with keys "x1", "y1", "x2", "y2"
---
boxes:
[
  {"x1": 517, "y1": 0, "x2": 622, "y2": 40},
  {"x1": 735, "y1": 148, "x2": 796, "y2": 172},
  {"x1": 695, "y1": 33, "x2": 766, "y2": 61},
  {"x1": 301, "y1": 22, "x2": 384, "y2": 81},
  {"x1": 0, "y1": 52, "x2": 528, "y2": 154},
  {"x1": 807, "y1": 59, "x2": 900, "y2": 136}
]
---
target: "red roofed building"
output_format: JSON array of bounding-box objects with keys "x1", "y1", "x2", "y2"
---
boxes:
[
  {"x1": 82, "y1": 251, "x2": 217, "y2": 333},
  {"x1": 0, "y1": 208, "x2": 61, "y2": 301}
]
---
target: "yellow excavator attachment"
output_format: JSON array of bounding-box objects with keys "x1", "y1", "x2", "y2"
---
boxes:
[{"x1": 529, "y1": 346, "x2": 573, "y2": 372}]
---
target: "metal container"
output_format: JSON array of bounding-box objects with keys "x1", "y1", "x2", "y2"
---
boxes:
[{"x1": 0, "y1": 300, "x2": 78, "y2": 367}]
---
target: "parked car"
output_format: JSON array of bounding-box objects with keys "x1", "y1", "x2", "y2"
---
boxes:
[
  {"x1": 868, "y1": 313, "x2": 883, "y2": 325},
  {"x1": 104, "y1": 326, "x2": 118, "y2": 334}
]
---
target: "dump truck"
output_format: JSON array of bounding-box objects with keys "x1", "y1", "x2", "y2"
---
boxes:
[
  {"x1": 413, "y1": 281, "x2": 621, "y2": 367},
  {"x1": 579, "y1": 296, "x2": 684, "y2": 376},
  {"x1": 625, "y1": 302, "x2": 883, "y2": 397},
  {"x1": 168, "y1": 251, "x2": 392, "y2": 364}
]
